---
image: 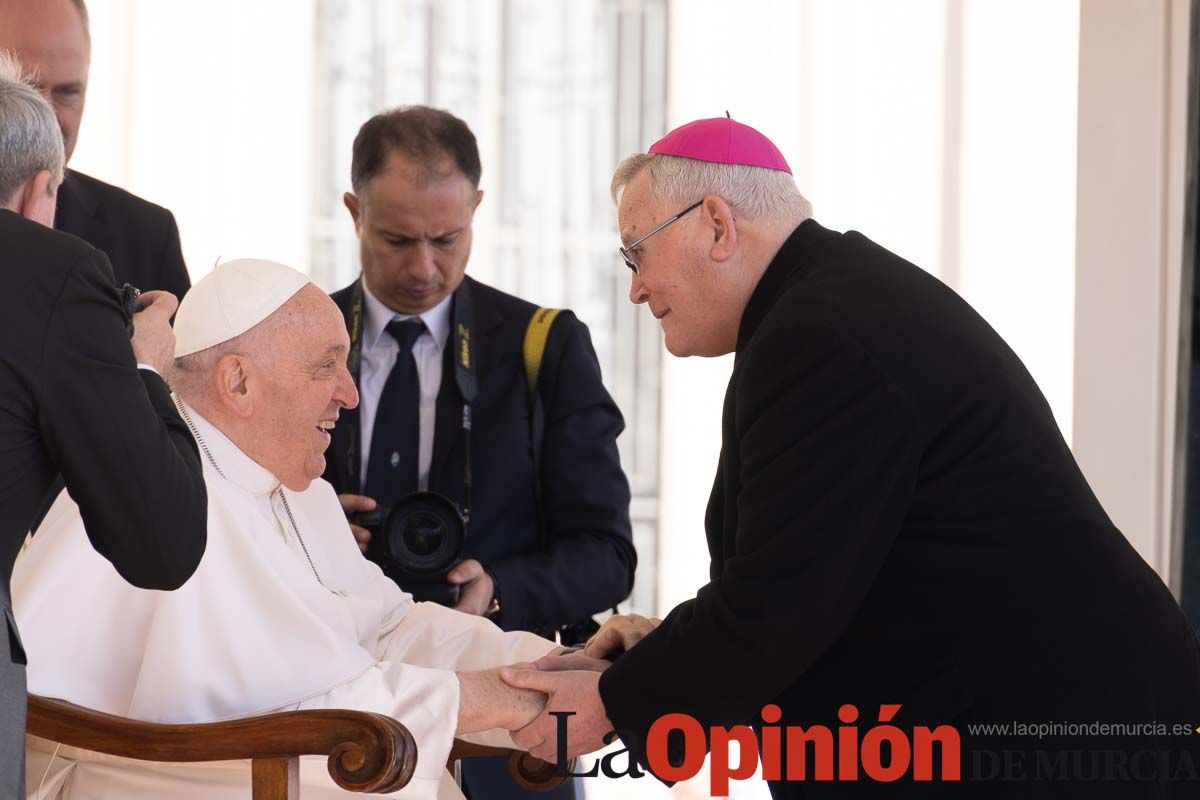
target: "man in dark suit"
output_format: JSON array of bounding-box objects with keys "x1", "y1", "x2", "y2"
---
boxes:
[
  {"x1": 0, "y1": 0, "x2": 191, "y2": 297},
  {"x1": 504, "y1": 117, "x2": 1200, "y2": 798},
  {"x1": 0, "y1": 54, "x2": 207, "y2": 797},
  {"x1": 322, "y1": 106, "x2": 636, "y2": 799},
  {"x1": 2, "y1": 0, "x2": 192, "y2": 533}
]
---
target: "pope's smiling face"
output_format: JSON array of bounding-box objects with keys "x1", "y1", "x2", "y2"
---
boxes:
[{"x1": 248, "y1": 285, "x2": 358, "y2": 491}]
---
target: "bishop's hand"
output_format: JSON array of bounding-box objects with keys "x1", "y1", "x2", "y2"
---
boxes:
[
  {"x1": 500, "y1": 668, "x2": 612, "y2": 762},
  {"x1": 581, "y1": 613, "x2": 662, "y2": 660}
]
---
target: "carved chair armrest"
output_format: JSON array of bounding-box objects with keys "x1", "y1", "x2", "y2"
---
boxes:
[
  {"x1": 448, "y1": 740, "x2": 568, "y2": 792},
  {"x1": 28, "y1": 694, "x2": 566, "y2": 795},
  {"x1": 27, "y1": 694, "x2": 415, "y2": 794}
]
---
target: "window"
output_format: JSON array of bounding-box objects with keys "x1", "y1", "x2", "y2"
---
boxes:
[{"x1": 311, "y1": 0, "x2": 667, "y2": 615}]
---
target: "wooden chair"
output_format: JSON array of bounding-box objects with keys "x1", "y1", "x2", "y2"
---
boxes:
[{"x1": 27, "y1": 694, "x2": 565, "y2": 799}]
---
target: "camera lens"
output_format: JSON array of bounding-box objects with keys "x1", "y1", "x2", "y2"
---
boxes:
[
  {"x1": 382, "y1": 491, "x2": 465, "y2": 576},
  {"x1": 402, "y1": 511, "x2": 445, "y2": 557}
]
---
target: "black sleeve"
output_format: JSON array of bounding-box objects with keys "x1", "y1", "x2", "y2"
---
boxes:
[
  {"x1": 34, "y1": 248, "x2": 207, "y2": 590},
  {"x1": 487, "y1": 313, "x2": 636, "y2": 630},
  {"x1": 599, "y1": 317, "x2": 923, "y2": 739},
  {"x1": 155, "y1": 210, "x2": 191, "y2": 301}
]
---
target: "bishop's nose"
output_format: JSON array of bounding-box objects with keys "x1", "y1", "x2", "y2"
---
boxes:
[{"x1": 629, "y1": 271, "x2": 649, "y2": 305}]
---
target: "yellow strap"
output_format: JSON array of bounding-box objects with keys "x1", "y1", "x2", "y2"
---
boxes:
[{"x1": 523, "y1": 308, "x2": 562, "y2": 394}]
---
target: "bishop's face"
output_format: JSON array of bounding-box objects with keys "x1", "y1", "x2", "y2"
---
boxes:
[
  {"x1": 251, "y1": 286, "x2": 359, "y2": 491},
  {"x1": 619, "y1": 170, "x2": 736, "y2": 358}
]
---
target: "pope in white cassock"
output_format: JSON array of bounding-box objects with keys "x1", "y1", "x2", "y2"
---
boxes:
[{"x1": 14, "y1": 259, "x2": 562, "y2": 800}]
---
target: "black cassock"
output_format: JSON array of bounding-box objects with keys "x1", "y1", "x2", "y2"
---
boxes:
[
  {"x1": 600, "y1": 219, "x2": 1200, "y2": 799},
  {"x1": 0, "y1": 209, "x2": 207, "y2": 798}
]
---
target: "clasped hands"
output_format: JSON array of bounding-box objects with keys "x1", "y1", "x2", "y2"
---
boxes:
[{"x1": 500, "y1": 613, "x2": 660, "y2": 762}]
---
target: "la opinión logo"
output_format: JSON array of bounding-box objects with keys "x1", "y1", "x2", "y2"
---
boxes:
[{"x1": 553, "y1": 703, "x2": 962, "y2": 795}]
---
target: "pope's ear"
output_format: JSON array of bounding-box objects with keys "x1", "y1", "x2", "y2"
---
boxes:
[
  {"x1": 215, "y1": 355, "x2": 254, "y2": 417},
  {"x1": 705, "y1": 195, "x2": 738, "y2": 263}
]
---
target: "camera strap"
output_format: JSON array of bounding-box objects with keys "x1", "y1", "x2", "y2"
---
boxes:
[
  {"x1": 523, "y1": 309, "x2": 621, "y2": 636},
  {"x1": 346, "y1": 280, "x2": 477, "y2": 523},
  {"x1": 522, "y1": 308, "x2": 561, "y2": 552}
]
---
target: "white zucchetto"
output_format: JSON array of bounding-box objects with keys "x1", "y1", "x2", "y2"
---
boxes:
[{"x1": 174, "y1": 258, "x2": 311, "y2": 358}]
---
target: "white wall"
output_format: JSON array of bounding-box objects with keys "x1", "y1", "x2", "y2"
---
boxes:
[
  {"x1": 659, "y1": 0, "x2": 1081, "y2": 617},
  {"x1": 956, "y1": 0, "x2": 1079, "y2": 439},
  {"x1": 71, "y1": 0, "x2": 316, "y2": 281},
  {"x1": 1073, "y1": 0, "x2": 1192, "y2": 580}
]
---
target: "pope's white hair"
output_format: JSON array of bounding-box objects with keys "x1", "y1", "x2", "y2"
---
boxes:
[
  {"x1": 171, "y1": 316, "x2": 279, "y2": 400},
  {"x1": 0, "y1": 51, "x2": 65, "y2": 204},
  {"x1": 610, "y1": 153, "x2": 812, "y2": 222}
]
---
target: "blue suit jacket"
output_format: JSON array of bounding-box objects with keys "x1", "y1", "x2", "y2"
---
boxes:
[{"x1": 323, "y1": 276, "x2": 636, "y2": 634}]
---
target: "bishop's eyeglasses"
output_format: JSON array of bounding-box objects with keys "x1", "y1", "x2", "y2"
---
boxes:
[{"x1": 619, "y1": 199, "x2": 703, "y2": 274}]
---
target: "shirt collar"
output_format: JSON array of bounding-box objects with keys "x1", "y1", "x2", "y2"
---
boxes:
[
  {"x1": 361, "y1": 278, "x2": 453, "y2": 352},
  {"x1": 174, "y1": 395, "x2": 281, "y2": 497}
]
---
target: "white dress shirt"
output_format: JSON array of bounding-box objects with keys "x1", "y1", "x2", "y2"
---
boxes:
[{"x1": 358, "y1": 280, "x2": 452, "y2": 493}]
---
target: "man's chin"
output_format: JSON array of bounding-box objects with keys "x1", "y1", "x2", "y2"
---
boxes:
[
  {"x1": 284, "y1": 453, "x2": 327, "y2": 491},
  {"x1": 663, "y1": 332, "x2": 693, "y2": 358},
  {"x1": 280, "y1": 474, "x2": 316, "y2": 492}
]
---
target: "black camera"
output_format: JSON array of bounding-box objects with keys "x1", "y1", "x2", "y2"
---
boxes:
[
  {"x1": 353, "y1": 491, "x2": 465, "y2": 606},
  {"x1": 120, "y1": 283, "x2": 141, "y2": 338}
]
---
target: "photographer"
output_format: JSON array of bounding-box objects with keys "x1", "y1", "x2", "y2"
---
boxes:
[
  {"x1": 322, "y1": 106, "x2": 636, "y2": 800},
  {"x1": 0, "y1": 52, "x2": 207, "y2": 795}
]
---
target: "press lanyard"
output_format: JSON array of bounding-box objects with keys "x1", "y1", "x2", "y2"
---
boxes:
[{"x1": 346, "y1": 280, "x2": 477, "y2": 524}]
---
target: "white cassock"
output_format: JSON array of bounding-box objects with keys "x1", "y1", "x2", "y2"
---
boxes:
[{"x1": 14, "y1": 397, "x2": 556, "y2": 800}]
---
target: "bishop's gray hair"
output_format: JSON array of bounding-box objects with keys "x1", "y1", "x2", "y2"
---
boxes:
[
  {"x1": 611, "y1": 153, "x2": 813, "y2": 223},
  {"x1": 0, "y1": 51, "x2": 65, "y2": 204}
]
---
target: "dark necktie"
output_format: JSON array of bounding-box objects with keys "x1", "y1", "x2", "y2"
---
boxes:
[{"x1": 364, "y1": 318, "x2": 426, "y2": 504}]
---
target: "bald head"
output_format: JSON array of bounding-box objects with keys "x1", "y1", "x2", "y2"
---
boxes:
[
  {"x1": 0, "y1": 0, "x2": 91, "y2": 163},
  {"x1": 173, "y1": 284, "x2": 359, "y2": 492}
]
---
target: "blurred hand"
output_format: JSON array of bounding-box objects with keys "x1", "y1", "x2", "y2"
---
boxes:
[
  {"x1": 130, "y1": 291, "x2": 180, "y2": 376},
  {"x1": 582, "y1": 613, "x2": 661, "y2": 660},
  {"x1": 338, "y1": 493, "x2": 376, "y2": 553},
  {"x1": 448, "y1": 559, "x2": 494, "y2": 616},
  {"x1": 532, "y1": 651, "x2": 612, "y2": 673}
]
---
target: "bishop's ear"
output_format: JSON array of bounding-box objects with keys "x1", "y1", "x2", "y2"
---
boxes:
[
  {"x1": 215, "y1": 354, "x2": 254, "y2": 417},
  {"x1": 704, "y1": 194, "x2": 738, "y2": 263}
]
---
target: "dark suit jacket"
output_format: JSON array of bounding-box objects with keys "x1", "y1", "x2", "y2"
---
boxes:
[
  {"x1": 55, "y1": 169, "x2": 191, "y2": 298},
  {"x1": 0, "y1": 210, "x2": 208, "y2": 796},
  {"x1": 324, "y1": 276, "x2": 636, "y2": 633},
  {"x1": 600, "y1": 220, "x2": 1200, "y2": 798}
]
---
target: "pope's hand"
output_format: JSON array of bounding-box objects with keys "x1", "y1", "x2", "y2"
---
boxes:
[
  {"x1": 337, "y1": 494, "x2": 376, "y2": 553},
  {"x1": 500, "y1": 668, "x2": 612, "y2": 762},
  {"x1": 131, "y1": 291, "x2": 180, "y2": 377},
  {"x1": 582, "y1": 613, "x2": 661, "y2": 660},
  {"x1": 447, "y1": 559, "x2": 494, "y2": 616},
  {"x1": 456, "y1": 666, "x2": 547, "y2": 735}
]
